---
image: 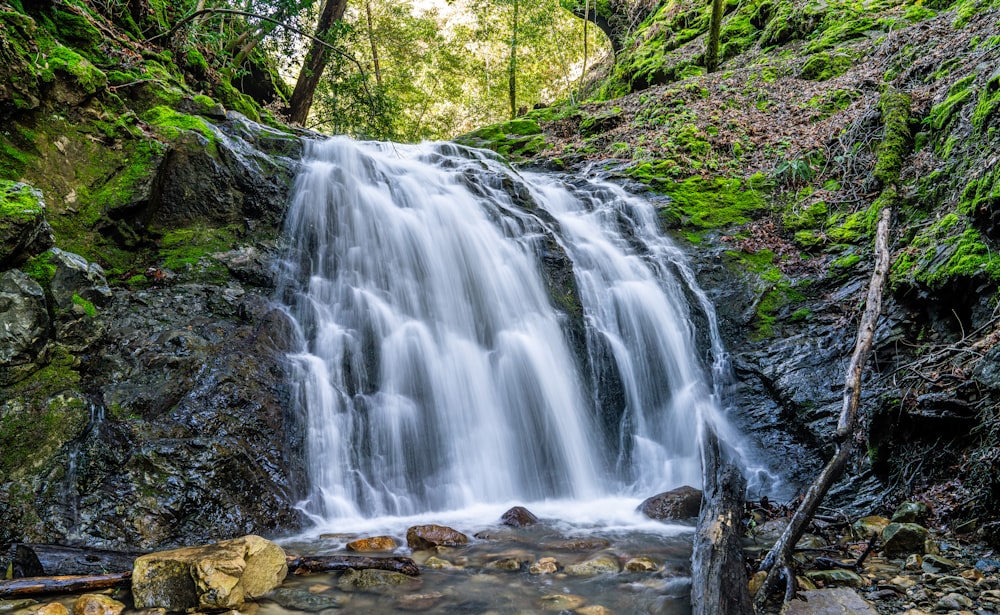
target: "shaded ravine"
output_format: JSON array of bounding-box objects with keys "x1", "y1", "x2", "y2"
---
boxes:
[{"x1": 276, "y1": 137, "x2": 776, "y2": 528}]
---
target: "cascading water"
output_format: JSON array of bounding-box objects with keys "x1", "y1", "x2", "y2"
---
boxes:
[{"x1": 278, "y1": 137, "x2": 759, "y2": 527}]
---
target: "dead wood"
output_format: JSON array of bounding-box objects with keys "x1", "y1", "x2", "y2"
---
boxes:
[
  {"x1": 8, "y1": 544, "x2": 142, "y2": 578},
  {"x1": 287, "y1": 555, "x2": 420, "y2": 577},
  {"x1": 753, "y1": 207, "x2": 892, "y2": 611},
  {"x1": 0, "y1": 572, "x2": 131, "y2": 598}
]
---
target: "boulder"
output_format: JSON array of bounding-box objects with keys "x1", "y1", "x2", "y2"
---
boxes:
[
  {"x1": 47, "y1": 249, "x2": 112, "y2": 313},
  {"x1": 624, "y1": 556, "x2": 658, "y2": 572},
  {"x1": 638, "y1": 486, "x2": 702, "y2": 520},
  {"x1": 500, "y1": 505, "x2": 539, "y2": 527},
  {"x1": 131, "y1": 535, "x2": 287, "y2": 611},
  {"x1": 0, "y1": 270, "x2": 49, "y2": 385},
  {"x1": 783, "y1": 588, "x2": 879, "y2": 614},
  {"x1": 405, "y1": 524, "x2": 469, "y2": 550},
  {"x1": 564, "y1": 554, "x2": 620, "y2": 576},
  {"x1": 890, "y1": 502, "x2": 930, "y2": 524},
  {"x1": 346, "y1": 536, "x2": 398, "y2": 552},
  {"x1": 881, "y1": 523, "x2": 929, "y2": 556},
  {"x1": 72, "y1": 594, "x2": 125, "y2": 615},
  {"x1": 35, "y1": 604, "x2": 69, "y2": 615},
  {"x1": 0, "y1": 181, "x2": 54, "y2": 268},
  {"x1": 851, "y1": 515, "x2": 890, "y2": 539}
]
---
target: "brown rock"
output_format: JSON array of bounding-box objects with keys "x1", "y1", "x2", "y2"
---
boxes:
[
  {"x1": 783, "y1": 588, "x2": 879, "y2": 614},
  {"x1": 638, "y1": 486, "x2": 702, "y2": 520},
  {"x1": 36, "y1": 604, "x2": 70, "y2": 615},
  {"x1": 500, "y1": 506, "x2": 540, "y2": 527},
  {"x1": 405, "y1": 524, "x2": 469, "y2": 550},
  {"x1": 346, "y1": 536, "x2": 398, "y2": 552},
  {"x1": 529, "y1": 557, "x2": 559, "y2": 575},
  {"x1": 72, "y1": 594, "x2": 126, "y2": 615}
]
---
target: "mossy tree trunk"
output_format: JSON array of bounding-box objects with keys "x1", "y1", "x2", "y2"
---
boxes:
[
  {"x1": 288, "y1": 0, "x2": 350, "y2": 125},
  {"x1": 508, "y1": 0, "x2": 519, "y2": 119},
  {"x1": 704, "y1": 0, "x2": 725, "y2": 72}
]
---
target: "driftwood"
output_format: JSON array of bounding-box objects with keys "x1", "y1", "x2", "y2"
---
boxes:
[
  {"x1": 753, "y1": 207, "x2": 892, "y2": 611},
  {"x1": 8, "y1": 544, "x2": 142, "y2": 578},
  {"x1": 0, "y1": 572, "x2": 131, "y2": 598},
  {"x1": 691, "y1": 424, "x2": 753, "y2": 615},
  {"x1": 287, "y1": 555, "x2": 420, "y2": 577}
]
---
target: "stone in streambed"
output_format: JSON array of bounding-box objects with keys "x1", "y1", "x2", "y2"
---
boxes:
[
  {"x1": 72, "y1": 594, "x2": 125, "y2": 615},
  {"x1": 346, "y1": 536, "x2": 397, "y2": 552},
  {"x1": 394, "y1": 592, "x2": 444, "y2": 611},
  {"x1": 890, "y1": 502, "x2": 930, "y2": 524},
  {"x1": 803, "y1": 569, "x2": 866, "y2": 587},
  {"x1": 783, "y1": 588, "x2": 878, "y2": 614},
  {"x1": 539, "y1": 594, "x2": 585, "y2": 611},
  {"x1": 337, "y1": 569, "x2": 418, "y2": 592},
  {"x1": 529, "y1": 557, "x2": 559, "y2": 574},
  {"x1": 266, "y1": 588, "x2": 342, "y2": 612},
  {"x1": 624, "y1": 557, "x2": 658, "y2": 572},
  {"x1": 638, "y1": 486, "x2": 702, "y2": 520},
  {"x1": 500, "y1": 506, "x2": 539, "y2": 527},
  {"x1": 132, "y1": 535, "x2": 287, "y2": 611},
  {"x1": 564, "y1": 554, "x2": 620, "y2": 576},
  {"x1": 406, "y1": 524, "x2": 468, "y2": 550},
  {"x1": 881, "y1": 523, "x2": 928, "y2": 556},
  {"x1": 851, "y1": 516, "x2": 890, "y2": 539},
  {"x1": 920, "y1": 553, "x2": 960, "y2": 573},
  {"x1": 35, "y1": 604, "x2": 69, "y2": 615}
]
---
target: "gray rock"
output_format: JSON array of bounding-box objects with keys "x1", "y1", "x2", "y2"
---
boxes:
[
  {"x1": 0, "y1": 270, "x2": 49, "y2": 385},
  {"x1": 267, "y1": 588, "x2": 342, "y2": 612},
  {"x1": 638, "y1": 486, "x2": 702, "y2": 520},
  {"x1": 935, "y1": 592, "x2": 974, "y2": 610},
  {"x1": 500, "y1": 505, "x2": 539, "y2": 527},
  {"x1": 890, "y1": 502, "x2": 930, "y2": 524},
  {"x1": 882, "y1": 522, "x2": 929, "y2": 556},
  {"x1": 803, "y1": 569, "x2": 866, "y2": 588},
  {"x1": 921, "y1": 554, "x2": 960, "y2": 573},
  {"x1": 783, "y1": 588, "x2": 879, "y2": 614},
  {"x1": 47, "y1": 249, "x2": 112, "y2": 313},
  {"x1": 0, "y1": 182, "x2": 54, "y2": 268},
  {"x1": 337, "y1": 569, "x2": 418, "y2": 592},
  {"x1": 564, "y1": 554, "x2": 620, "y2": 576}
]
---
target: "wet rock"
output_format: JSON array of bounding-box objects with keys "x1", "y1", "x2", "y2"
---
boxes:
[
  {"x1": 35, "y1": 604, "x2": 69, "y2": 615},
  {"x1": 803, "y1": 569, "x2": 866, "y2": 587},
  {"x1": 500, "y1": 505, "x2": 539, "y2": 527},
  {"x1": 0, "y1": 270, "x2": 49, "y2": 385},
  {"x1": 0, "y1": 181, "x2": 54, "y2": 268},
  {"x1": 406, "y1": 524, "x2": 469, "y2": 550},
  {"x1": 851, "y1": 516, "x2": 890, "y2": 539},
  {"x1": 921, "y1": 554, "x2": 960, "y2": 573},
  {"x1": 529, "y1": 557, "x2": 559, "y2": 574},
  {"x1": 132, "y1": 535, "x2": 288, "y2": 611},
  {"x1": 934, "y1": 592, "x2": 973, "y2": 610},
  {"x1": 542, "y1": 537, "x2": 611, "y2": 551},
  {"x1": 934, "y1": 575, "x2": 975, "y2": 592},
  {"x1": 882, "y1": 523, "x2": 929, "y2": 556},
  {"x1": 47, "y1": 249, "x2": 112, "y2": 313},
  {"x1": 423, "y1": 557, "x2": 457, "y2": 569},
  {"x1": 337, "y1": 569, "x2": 418, "y2": 592},
  {"x1": 886, "y1": 575, "x2": 917, "y2": 591},
  {"x1": 904, "y1": 554, "x2": 923, "y2": 570},
  {"x1": 346, "y1": 536, "x2": 397, "y2": 552},
  {"x1": 72, "y1": 594, "x2": 125, "y2": 615},
  {"x1": 973, "y1": 345, "x2": 1000, "y2": 391},
  {"x1": 576, "y1": 606, "x2": 614, "y2": 615},
  {"x1": 783, "y1": 588, "x2": 879, "y2": 614},
  {"x1": 638, "y1": 486, "x2": 702, "y2": 520},
  {"x1": 394, "y1": 592, "x2": 444, "y2": 611},
  {"x1": 485, "y1": 556, "x2": 527, "y2": 571},
  {"x1": 0, "y1": 599, "x2": 38, "y2": 612},
  {"x1": 564, "y1": 554, "x2": 620, "y2": 576},
  {"x1": 266, "y1": 588, "x2": 342, "y2": 611},
  {"x1": 891, "y1": 502, "x2": 930, "y2": 524},
  {"x1": 538, "y1": 594, "x2": 585, "y2": 611},
  {"x1": 748, "y1": 570, "x2": 767, "y2": 594},
  {"x1": 624, "y1": 556, "x2": 658, "y2": 572}
]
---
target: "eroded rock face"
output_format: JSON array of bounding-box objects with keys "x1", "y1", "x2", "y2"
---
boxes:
[
  {"x1": 0, "y1": 270, "x2": 49, "y2": 385},
  {"x1": 132, "y1": 535, "x2": 287, "y2": 611}
]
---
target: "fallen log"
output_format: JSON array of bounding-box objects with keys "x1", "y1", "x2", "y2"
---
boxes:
[
  {"x1": 753, "y1": 207, "x2": 892, "y2": 611},
  {"x1": 0, "y1": 572, "x2": 131, "y2": 598},
  {"x1": 691, "y1": 424, "x2": 753, "y2": 615},
  {"x1": 287, "y1": 555, "x2": 420, "y2": 577},
  {"x1": 8, "y1": 544, "x2": 143, "y2": 578}
]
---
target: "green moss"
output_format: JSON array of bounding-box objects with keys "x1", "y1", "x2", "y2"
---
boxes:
[
  {"x1": 215, "y1": 80, "x2": 261, "y2": 122},
  {"x1": 41, "y1": 45, "x2": 107, "y2": 95},
  {"x1": 71, "y1": 293, "x2": 97, "y2": 317},
  {"x1": 22, "y1": 251, "x2": 56, "y2": 286},
  {"x1": 926, "y1": 75, "x2": 975, "y2": 132},
  {"x1": 874, "y1": 89, "x2": 912, "y2": 187},
  {"x1": 799, "y1": 51, "x2": 853, "y2": 81},
  {"x1": 632, "y1": 175, "x2": 765, "y2": 230},
  {"x1": 805, "y1": 13, "x2": 874, "y2": 53},
  {"x1": 831, "y1": 253, "x2": 861, "y2": 269},
  {"x1": 972, "y1": 73, "x2": 1000, "y2": 133},
  {"x1": 185, "y1": 47, "x2": 209, "y2": 78},
  {"x1": 157, "y1": 225, "x2": 238, "y2": 280},
  {"x1": 141, "y1": 106, "x2": 218, "y2": 143},
  {"x1": 454, "y1": 119, "x2": 547, "y2": 158},
  {"x1": 892, "y1": 215, "x2": 1000, "y2": 290},
  {"x1": 958, "y1": 163, "x2": 999, "y2": 219},
  {"x1": 806, "y1": 89, "x2": 859, "y2": 119},
  {"x1": 828, "y1": 191, "x2": 893, "y2": 243},
  {"x1": 1, "y1": 180, "x2": 43, "y2": 221},
  {"x1": 783, "y1": 199, "x2": 829, "y2": 231}
]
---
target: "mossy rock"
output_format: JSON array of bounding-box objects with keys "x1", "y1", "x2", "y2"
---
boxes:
[
  {"x1": 799, "y1": 51, "x2": 853, "y2": 81},
  {"x1": 454, "y1": 119, "x2": 548, "y2": 158},
  {"x1": 0, "y1": 180, "x2": 54, "y2": 267}
]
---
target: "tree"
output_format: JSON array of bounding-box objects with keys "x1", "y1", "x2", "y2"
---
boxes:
[
  {"x1": 704, "y1": 0, "x2": 724, "y2": 72},
  {"x1": 288, "y1": 0, "x2": 351, "y2": 124}
]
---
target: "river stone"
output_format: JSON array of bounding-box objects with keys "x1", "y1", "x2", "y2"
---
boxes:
[
  {"x1": 0, "y1": 270, "x2": 49, "y2": 385},
  {"x1": 804, "y1": 569, "x2": 866, "y2": 587},
  {"x1": 35, "y1": 604, "x2": 69, "y2": 615},
  {"x1": 935, "y1": 575, "x2": 975, "y2": 592},
  {"x1": 890, "y1": 502, "x2": 930, "y2": 524},
  {"x1": 346, "y1": 536, "x2": 397, "y2": 552},
  {"x1": 132, "y1": 535, "x2": 287, "y2": 611},
  {"x1": 423, "y1": 556, "x2": 457, "y2": 569},
  {"x1": 576, "y1": 606, "x2": 614, "y2": 615},
  {"x1": 921, "y1": 554, "x2": 960, "y2": 573},
  {"x1": 539, "y1": 594, "x2": 585, "y2": 611},
  {"x1": 336, "y1": 569, "x2": 417, "y2": 592},
  {"x1": 638, "y1": 486, "x2": 702, "y2": 520},
  {"x1": 564, "y1": 554, "x2": 620, "y2": 576},
  {"x1": 72, "y1": 594, "x2": 125, "y2": 615},
  {"x1": 529, "y1": 557, "x2": 559, "y2": 574},
  {"x1": 500, "y1": 505, "x2": 539, "y2": 527},
  {"x1": 851, "y1": 516, "x2": 890, "y2": 539},
  {"x1": 542, "y1": 537, "x2": 611, "y2": 551},
  {"x1": 394, "y1": 592, "x2": 444, "y2": 611},
  {"x1": 266, "y1": 588, "x2": 342, "y2": 611},
  {"x1": 882, "y1": 523, "x2": 929, "y2": 556},
  {"x1": 0, "y1": 599, "x2": 38, "y2": 612},
  {"x1": 405, "y1": 524, "x2": 468, "y2": 550},
  {"x1": 485, "y1": 556, "x2": 525, "y2": 571},
  {"x1": 935, "y1": 592, "x2": 974, "y2": 610},
  {"x1": 783, "y1": 588, "x2": 879, "y2": 614},
  {"x1": 0, "y1": 181, "x2": 54, "y2": 268},
  {"x1": 624, "y1": 556, "x2": 658, "y2": 572}
]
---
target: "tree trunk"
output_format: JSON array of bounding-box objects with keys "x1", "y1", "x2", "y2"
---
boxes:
[
  {"x1": 288, "y1": 555, "x2": 420, "y2": 577},
  {"x1": 288, "y1": 0, "x2": 351, "y2": 125},
  {"x1": 508, "y1": 0, "x2": 519, "y2": 119},
  {"x1": 753, "y1": 207, "x2": 893, "y2": 611},
  {"x1": 691, "y1": 425, "x2": 753, "y2": 615},
  {"x1": 0, "y1": 573, "x2": 131, "y2": 598},
  {"x1": 8, "y1": 544, "x2": 142, "y2": 578},
  {"x1": 364, "y1": 0, "x2": 382, "y2": 87},
  {"x1": 705, "y1": 0, "x2": 725, "y2": 72}
]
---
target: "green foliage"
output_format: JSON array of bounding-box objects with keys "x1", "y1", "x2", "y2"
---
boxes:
[
  {"x1": 41, "y1": 45, "x2": 108, "y2": 95},
  {"x1": 0, "y1": 180, "x2": 43, "y2": 221},
  {"x1": 630, "y1": 175, "x2": 765, "y2": 231},
  {"x1": 454, "y1": 118, "x2": 547, "y2": 158}
]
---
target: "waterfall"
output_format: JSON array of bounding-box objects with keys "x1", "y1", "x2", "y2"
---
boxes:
[{"x1": 278, "y1": 137, "x2": 753, "y2": 524}]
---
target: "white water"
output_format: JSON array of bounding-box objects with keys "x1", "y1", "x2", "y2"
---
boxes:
[{"x1": 278, "y1": 138, "x2": 760, "y2": 532}]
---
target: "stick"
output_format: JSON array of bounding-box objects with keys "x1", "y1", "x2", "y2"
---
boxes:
[
  {"x1": 0, "y1": 573, "x2": 131, "y2": 598},
  {"x1": 753, "y1": 207, "x2": 892, "y2": 611},
  {"x1": 287, "y1": 555, "x2": 420, "y2": 577}
]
